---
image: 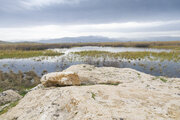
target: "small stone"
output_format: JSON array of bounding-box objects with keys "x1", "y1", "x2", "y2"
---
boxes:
[{"x1": 0, "y1": 90, "x2": 22, "y2": 106}]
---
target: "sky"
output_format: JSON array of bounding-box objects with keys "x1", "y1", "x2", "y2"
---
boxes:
[{"x1": 0, "y1": 0, "x2": 180, "y2": 41}]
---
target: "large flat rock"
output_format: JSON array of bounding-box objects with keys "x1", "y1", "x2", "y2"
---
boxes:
[{"x1": 0, "y1": 64, "x2": 180, "y2": 120}]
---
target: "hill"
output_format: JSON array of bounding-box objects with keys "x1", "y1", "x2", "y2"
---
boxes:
[
  {"x1": 0, "y1": 40, "x2": 8, "y2": 43},
  {"x1": 37, "y1": 36, "x2": 119, "y2": 43},
  {"x1": 37, "y1": 36, "x2": 180, "y2": 44}
]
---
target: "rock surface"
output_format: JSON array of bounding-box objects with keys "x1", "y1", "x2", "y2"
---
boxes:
[
  {"x1": 0, "y1": 90, "x2": 22, "y2": 106},
  {"x1": 29, "y1": 84, "x2": 45, "y2": 91},
  {"x1": 41, "y1": 72, "x2": 80, "y2": 87},
  {"x1": 0, "y1": 64, "x2": 180, "y2": 120}
]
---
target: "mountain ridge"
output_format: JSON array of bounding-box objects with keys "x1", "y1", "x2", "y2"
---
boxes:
[
  {"x1": 1, "y1": 36, "x2": 180, "y2": 43},
  {"x1": 37, "y1": 36, "x2": 180, "y2": 43}
]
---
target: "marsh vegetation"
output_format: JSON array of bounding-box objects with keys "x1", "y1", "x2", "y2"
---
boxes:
[
  {"x1": 0, "y1": 50, "x2": 63, "y2": 59},
  {"x1": 0, "y1": 70, "x2": 40, "y2": 94},
  {"x1": 73, "y1": 50, "x2": 180, "y2": 62},
  {"x1": 0, "y1": 41, "x2": 179, "y2": 94},
  {"x1": 0, "y1": 41, "x2": 179, "y2": 50}
]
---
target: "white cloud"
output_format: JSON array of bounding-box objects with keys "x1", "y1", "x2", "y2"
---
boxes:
[
  {"x1": 70, "y1": 20, "x2": 180, "y2": 30},
  {"x1": 0, "y1": 21, "x2": 180, "y2": 41},
  {"x1": 21, "y1": 0, "x2": 85, "y2": 8}
]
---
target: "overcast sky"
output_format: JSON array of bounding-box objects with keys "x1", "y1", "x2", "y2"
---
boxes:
[{"x1": 0, "y1": 0, "x2": 180, "y2": 41}]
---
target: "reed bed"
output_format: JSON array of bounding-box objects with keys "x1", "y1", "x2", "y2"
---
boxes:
[
  {"x1": 74, "y1": 51, "x2": 180, "y2": 62},
  {"x1": 0, "y1": 41, "x2": 179, "y2": 50},
  {"x1": 0, "y1": 50, "x2": 63, "y2": 59}
]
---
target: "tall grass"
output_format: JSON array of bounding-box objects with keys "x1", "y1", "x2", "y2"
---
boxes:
[
  {"x1": 74, "y1": 51, "x2": 180, "y2": 62},
  {"x1": 0, "y1": 41, "x2": 180, "y2": 50},
  {"x1": 0, "y1": 70, "x2": 40, "y2": 93},
  {"x1": 0, "y1": 50, "x2": 63, "y2": 59}
]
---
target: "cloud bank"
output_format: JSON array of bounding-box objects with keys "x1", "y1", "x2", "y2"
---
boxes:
[{"x1": 0, "y1": 0, "x2": 180, "y2": 41}]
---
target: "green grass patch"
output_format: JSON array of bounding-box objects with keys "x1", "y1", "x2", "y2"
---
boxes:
[
  {"x1": 16, "y1": 86, "x2": 36, "y2": 97},
  {"x1": 99, "y1": 82, "x2": 120, "y2": 86},
  {"x1": 74, "y1": 51, "x2": 180, "y2": 62},
  {"x1": 160, "y1": 77, "x2": 168, "y2": 83},
  {"x1": 19, "y1": 90, "x2": 28, "y2": 97},
  {"x1": 91, "y1": 92, "x2": 96, "y2": 100},
  {"x1": 0, "y1": 50, "x2": 63, "y2": 59},
  {"x1": 151, "y1": 46, "x2": 180, "y2": 50},
  {"x1": 0, "y1": 100, "x2": 19, "y2": 115},
  {"x1": 152, "y1": 77, "x2": 168, "y2": 83},
  {"x1": 0, "y1": 88, "x2": 3, "y2": 92},
  {"x1": 18, "y1": 87, "x2": 33, "y2": 97}
]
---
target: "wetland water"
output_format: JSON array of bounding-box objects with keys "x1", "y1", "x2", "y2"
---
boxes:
[{"x1": 0, "y1": 46, "x2": 179, "y2": 78}]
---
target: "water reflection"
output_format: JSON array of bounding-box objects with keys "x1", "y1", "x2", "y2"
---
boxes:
[
  {"x1": 0, "y1": 47, "x2": 179, "y2": 78},
  {"x1": 51, "y1": 46, "x2": 171, "y2": 55}
]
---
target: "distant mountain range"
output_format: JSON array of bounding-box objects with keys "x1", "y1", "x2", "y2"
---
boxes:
[
  {"x1": 1, "y1": 36, "x2": 180, "y2": 43},
  {"x1": 38, "y1": 36, "x2": 119, "y2": 43},
  {"x1": 0, "y1": 40, "x2": 9, "y2": 43},
  {"x1": 37, "y1": 36, "x2": 180, "y2": 43}
]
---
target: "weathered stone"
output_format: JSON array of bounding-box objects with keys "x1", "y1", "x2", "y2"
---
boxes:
[
  {"x1": 29, "y1": 84, "x2": 45, "y2": 91},
  {"x1": 41, "y1": 72, "x2": 81, "y2": 87},
  {"x1": 0, "y1": 64, "x2": 180, "y2": 120},
  {"x1": 0, "y1": 90, "x2": 22, "y2": 106}
]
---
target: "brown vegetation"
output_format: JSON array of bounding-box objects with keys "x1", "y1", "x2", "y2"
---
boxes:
[
  {"x1": 0, "y1": 50, "x2": 63, "y2": 59},
  {"x1": 0, "y1": 70, "x2": 40, "y2": 94},
  {"x1": 0, "y1": 41, "x2": 179, "y2": 50},
  {"x1": 74, "y1": 50, "x2": 180, "y2": 62}
]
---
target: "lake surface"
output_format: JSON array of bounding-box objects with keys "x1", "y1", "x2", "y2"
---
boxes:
[
  {"x1": 51, "y1": 46, "x2": 171, "y2": 55},
  {"x1": 0, "y1": 46, "x2": 179, "y2": 78}
]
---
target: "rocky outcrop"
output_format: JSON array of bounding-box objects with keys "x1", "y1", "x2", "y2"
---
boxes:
[
  {"x1": 29, "y1": 84, "x2": 45, "y2": 91},
  {"x1": 0, "y1": 64, "x2": 180, "y2": 120},
  {"x1": 41, "y1": 72, "x2": 80, "y2": 87},
  {"x1": 0, "y1": 90, "x2": 22, "y2": 106}
]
